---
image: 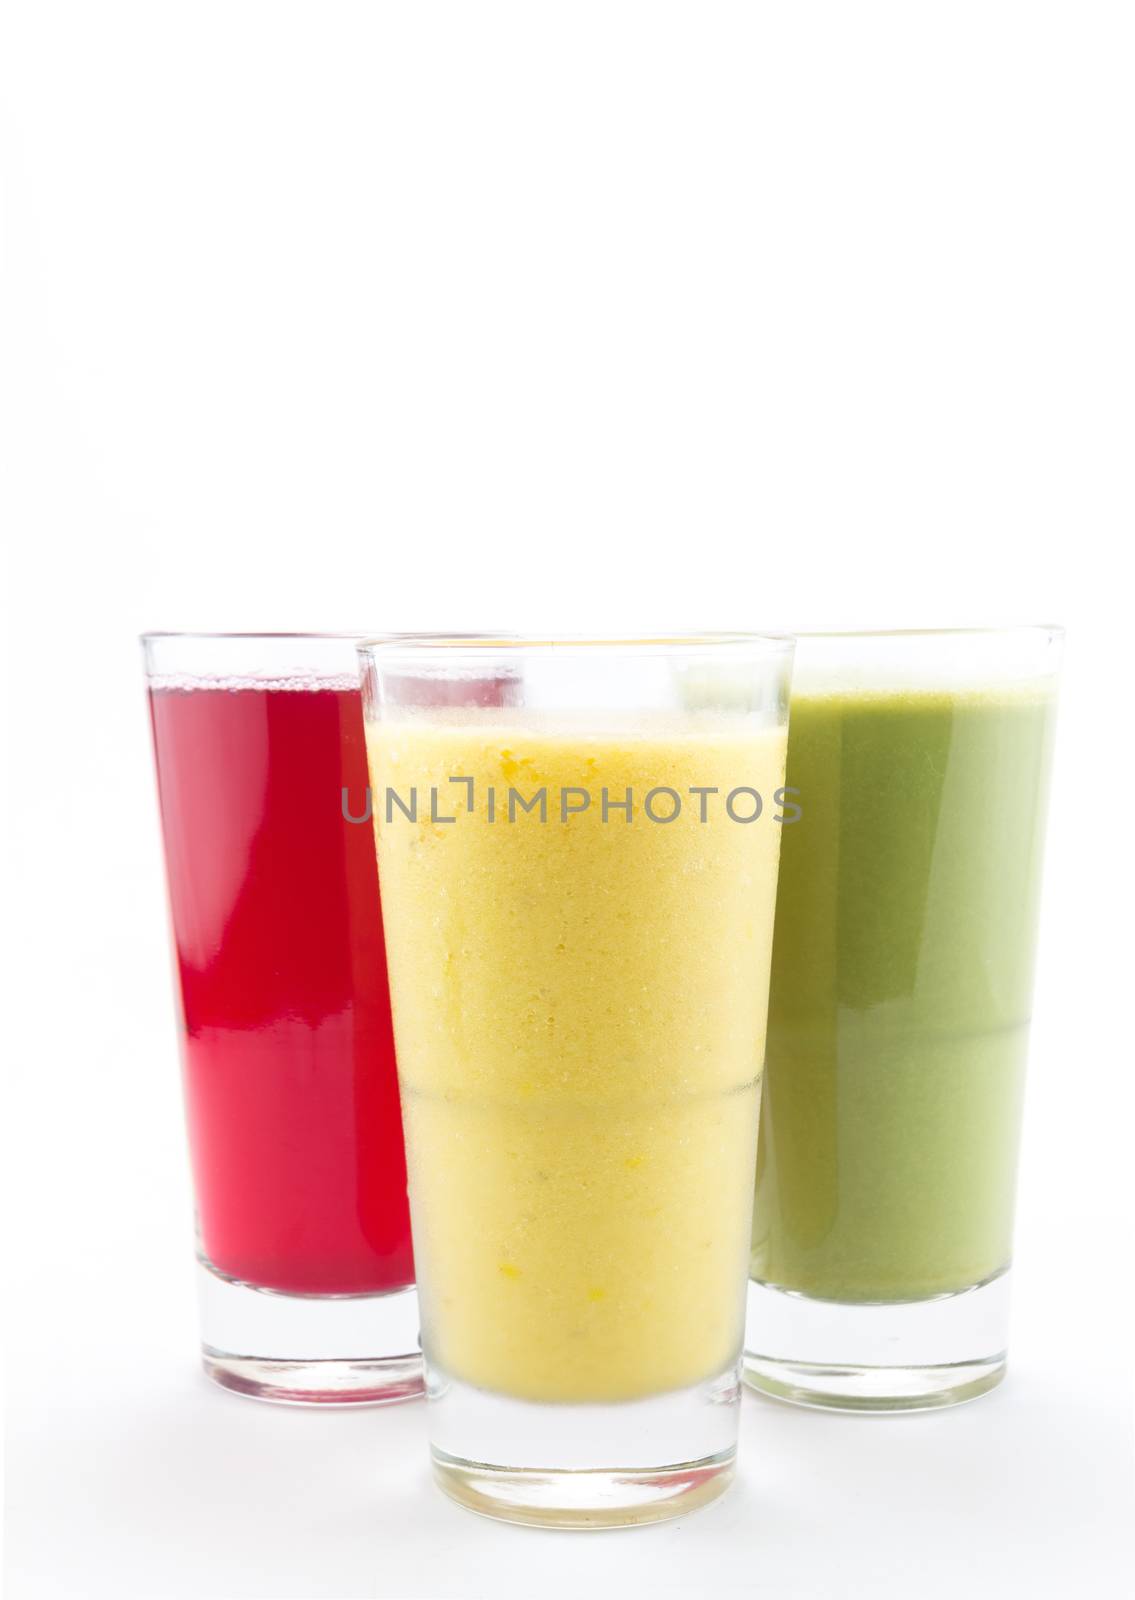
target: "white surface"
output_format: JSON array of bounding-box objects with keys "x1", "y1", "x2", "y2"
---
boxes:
[
  {"x1": 4, "y1": 1278, "x2": 1133, "y2": 1600},
  {"x1": 2, "y1": 3, "x2": 1133, "y2": 1596}
]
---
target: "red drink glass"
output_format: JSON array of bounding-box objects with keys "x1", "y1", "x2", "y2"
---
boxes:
[{"x1": 143, "y1": 633, "x2": 422, "y2": 1404}]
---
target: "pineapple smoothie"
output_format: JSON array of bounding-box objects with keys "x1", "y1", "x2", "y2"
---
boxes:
[{"x1": 368, "y1": 710, "x2": 787, "y2": 1404}]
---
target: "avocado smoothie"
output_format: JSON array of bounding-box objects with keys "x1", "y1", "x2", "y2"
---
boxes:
[{"x1": 752, "y1": 677, "x2": 1058, "y2": 1307}]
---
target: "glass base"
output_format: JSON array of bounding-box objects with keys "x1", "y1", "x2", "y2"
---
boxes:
[
  {"x1": 427, "y1": 1361, "x2": 740, "y2": 1528},
  {"x1": 198, "y1": 1258, "x2": 424, "y2": 1406},
  {"x1": 743, "y1": 1272, "x2": 1010, "y2": 1413}
]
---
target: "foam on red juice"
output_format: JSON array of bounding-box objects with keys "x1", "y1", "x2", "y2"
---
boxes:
[{"x1": 149, "y1": 679, "x2": 413, "y2": 1295}]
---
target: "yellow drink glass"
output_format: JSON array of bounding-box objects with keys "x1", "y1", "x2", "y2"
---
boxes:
[{"x1": 360, "y1": 634, "x2": 793, "y2": 1528}]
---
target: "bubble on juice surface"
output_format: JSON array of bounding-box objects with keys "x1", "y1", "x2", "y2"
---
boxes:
[{"x1": 146, "y1": 673, "x2": 362, "y2": 693}]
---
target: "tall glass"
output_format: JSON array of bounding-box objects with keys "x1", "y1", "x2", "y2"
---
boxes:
[
  {"x1": 360, "y1": 634, "x2": 794, "y2": 1527},
  {"x1": 745, "y1": 627, "x2": 1062, "y2": 1411},
  {"x1": 143, "y1": 633, "x2": 423, "y2": 1404}
]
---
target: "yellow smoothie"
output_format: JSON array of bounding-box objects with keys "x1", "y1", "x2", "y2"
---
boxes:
[{"x1": 368, "y1": 710, "x2": 786, "y2": 1404}]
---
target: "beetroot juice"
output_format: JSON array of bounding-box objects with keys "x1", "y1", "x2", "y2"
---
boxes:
[{"x1": 148, "y1": 674, "x2": 413, "y2": 1298}]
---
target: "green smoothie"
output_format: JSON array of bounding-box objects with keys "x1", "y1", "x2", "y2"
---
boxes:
[{"x1": 751, "y1": 685, "x2": 1057, "y2": 1303}]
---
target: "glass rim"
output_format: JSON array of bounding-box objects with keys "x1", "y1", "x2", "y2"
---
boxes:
[
  {"x1": 140, "y1": 631, "x2": 393, "y2": 688},
  {"x1": 140, "y1": 630, "x2": 514, "y2": 646},
  {"x1": 140, "y1": 630, "x2": 373, "y2": 643},
  {"x1": 788, "y1": 624, "x2": 1063, "y2": 643},
  {"x1": 140, "y1": 631, "x2": 520, "y2": 687},
  {"x1": 358, "y1": 631, "x2": 796, "y2": 660}
]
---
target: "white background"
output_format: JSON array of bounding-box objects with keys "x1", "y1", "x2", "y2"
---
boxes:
[{"x1": 2, "y1": 3, "x2": 1133, "y2": 1596}]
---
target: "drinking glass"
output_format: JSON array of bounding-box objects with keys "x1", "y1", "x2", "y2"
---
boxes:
[
  {"x1": 745, "y1": 627, "x2": 1062, "y2": 1411},
  {"x1": 360, "y1": 633, "x2": 793, "y2": 1526},
  {"x1": 143, "y1": 632, "x2": 423, "y2": 1404}
]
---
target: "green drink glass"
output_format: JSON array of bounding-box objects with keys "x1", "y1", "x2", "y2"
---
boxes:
[{"x1": 745, "y1": 627, "x2": 1062, "y2": 1411}]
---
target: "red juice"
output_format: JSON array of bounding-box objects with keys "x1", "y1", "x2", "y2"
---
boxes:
[{"x1": 148, "y1": 679, "x2": 413, "y2": 1296}]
